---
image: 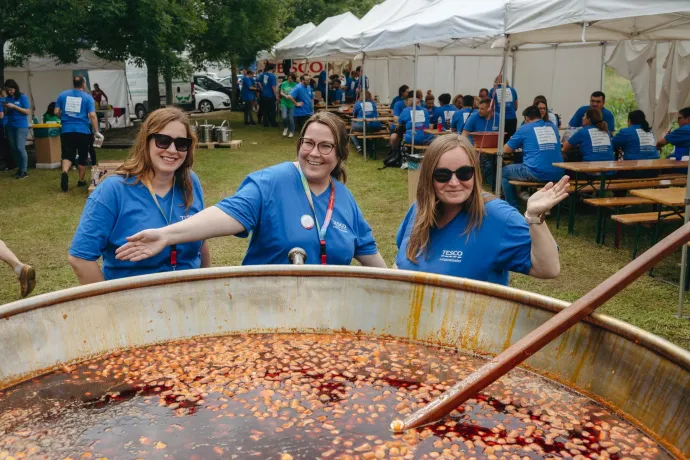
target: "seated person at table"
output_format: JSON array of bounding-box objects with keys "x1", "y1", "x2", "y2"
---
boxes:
[
  {"x1": 657, "y1": 106, "x2": 690, "y2": 160},
  {"x1": 612, "y1": 110, "x2": 659, "y2": 163},
  {"x1": 533, "y1": 95, "x2": 558, "y2": 127},
  {"x1": 350, "y1": 91, "x2": 383, "y2": 153},
  {"x1": 502, "y1": 106, "x2": 565, "y2": 209},
  {"x1": 562, "y1": 108, "x2": 614, "y2": 166},
  {"x1": 462, "y1": 98, "x2": 501, "y2": 186},
  {"x1": 395, "y1": 135, "x2": 567, "y2": 285},
  {"x1": 391, "y1": 85, "x2": 409, "y2": 111},
  {"x1": 390, "y1": 90, "x2": 424, "y2": 153},
  {"x1": 569, "y1": 91, "x2": 615, "y2": 133},
  {"x1": 425, "y1": 92, "x2": 437, "y2": 117},
  {"x1": 433, "y1": 93, "x2": 457, "y2": 129},
  {"x1": 393, "y1": 90, "x2": 411, "y2": 117},
  {"x1": 451, "y1": 95, "x2": 477, "y2": 133},
  {"x1": 328, "y1": 79, "x2": 344, "y2": 105},
  {"x1": 44, "y1": 102, "x2": 60, "y2": 123},
  {"x1": 69, "y1": 107, "x2": 209, "y2": 284},
  {"x1": 452, "y1": 94, "x2": 464, "y2": 110}
]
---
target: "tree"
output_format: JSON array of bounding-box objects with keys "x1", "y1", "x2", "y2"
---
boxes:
[
  {"x1": 279, "y1": 0, "x2": 381, "y2": 34},
  {"x1": 88, "y1": 0, "x2": 204, "y2": 112},
  {"x1": 0, "y1": 0, "x2": 87, "y2": 84}
]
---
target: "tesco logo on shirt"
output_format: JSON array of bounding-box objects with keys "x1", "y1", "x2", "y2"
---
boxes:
[
  {"x1": 439, "y1": 250, "x2": 463, "y2": 263},
  {"x1": 332, "y1": 220, "x2": 348, "y2": 233}
]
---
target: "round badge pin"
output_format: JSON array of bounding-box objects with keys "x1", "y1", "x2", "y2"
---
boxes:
[{"x1": 301, "y1": 214, "x2": 315, "y2": 230}]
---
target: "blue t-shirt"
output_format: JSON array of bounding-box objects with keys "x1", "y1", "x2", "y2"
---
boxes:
[
  {"x1": 290, "y1": 84, "x2": 314, "y2": 117},
  {"x1": 567, "y1": 125, "x2": 614, "y2": 162},
  {"x1": 665, "y1": 124, "x2": 690, "y2": 160},
  {"x1": 56, "y1": 89, "x2": 96, "y2": 134},
  {"x1": 391, "y1": 96, "x2": 403, "y2": 109},
  {"x1": 4, "y1": 93, "x2": 30, "y2": 128},
  {"x1": 215, "y1": 162, "x2": 378, "y2": 265},
  {"x1": 260, "y1": 72, "x2": 277, "y2": 98},
  {"x1": 488, "y1": 85, "x2": 518, "y2": 120},
  {"x1": 462, "y1": 111, "x2": 501, "y2": 145},
  {"x1": 241, "y1": 76, "x2": 255, "y2": 101},
  {"x1": 569, "y1": 106, "x2": 616, "y2": 132},
  {"x1": 507, "y1": 120, "x2": 565, "y2": 181},
  {"x1": 255, "y1": 73, "x2": 264, "y2": 90},
  {"x1": 433, "y1": 104, "x2": 458, "y2": 127},
  {"x1": 451, "y1": 108, "x2": 477, "y2": 133},
  {"x1": 69, "y1": 173, "x2": 205, "y2": 280},
  {"x1": 357, "y1": 76, "x2": 370, "y2": 91},
  {"x1": 345, "y1": 77, "x2": 357, "y2": 98},
  {"x1": 317, "y1": 70, "x2": 327, "y2": 97},
  {"x1": 399, "y1": 106, "x2": 433, "y2": 144},
  {"x1": 328, "y1": 88, "x2": 344, "y2": 104},
  {"x1": 612, "y1": 125, "x2": 659, "y2": 160},
  {"x1": 393, "y1": 100, "x2": 407, "y2": 117},
  {"x1": 395, "y1": 199, "x2": 532, "y2": 285},
  {"x1": 0, "y1": 97, "x2": 6, "y2": 127},
  {"x1": 353, "y1": 100, "x2": 379, "y2": 119}
]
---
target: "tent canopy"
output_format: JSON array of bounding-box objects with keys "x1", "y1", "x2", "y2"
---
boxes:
[
  {"x1": 275, "y1": 12, "x2": 360, "y2": 59},
  {"x1": 274, "y1": 23, "x2": 316, "y2": 51}
]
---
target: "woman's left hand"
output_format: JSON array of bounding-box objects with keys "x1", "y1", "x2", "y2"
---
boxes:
[
  {"x1": 526, "y1": 176, "x2": 570, "y2": 216},
  {"x1": 4, "y1": 103, "x2": 15, "y2": 110}
]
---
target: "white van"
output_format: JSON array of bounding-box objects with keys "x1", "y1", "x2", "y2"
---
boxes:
[{"x1": 126, "y1": 61, "x2": 194, "y2": 119}]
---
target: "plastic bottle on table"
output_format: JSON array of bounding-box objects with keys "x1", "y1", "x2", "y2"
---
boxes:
[{"x1": 437, "y1": 117, "x2": 443, "y2": 133}]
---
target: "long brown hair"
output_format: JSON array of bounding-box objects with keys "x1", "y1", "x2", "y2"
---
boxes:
[
  {"x1": 113, "y1": 107, "x2": 198, "y2": 209},
  {"x1": 298, "y1": 112, "x2": 349, "y2": 183},
  {"x1": 533, "y1": 95, "x2": 549, "y2": 123},
  {"x1": 585, "y1": 108, "x2": 608, "y2": 133},
  {"x1": 406, "y1": 135, "x2": 494, "y2": 263}
]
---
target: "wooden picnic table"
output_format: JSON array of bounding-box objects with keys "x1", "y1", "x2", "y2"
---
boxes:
[
  {"x1": 553, "y1": 159, "x2": 688, "y2": 240},
  {"x1": 351, "y1": 117, "x2": 395, "y2": 122},
  {"x1": 424, "y1": 129, "x2": 455, "y2": 136},
  {"x1": 631, "y1": 187, "x2": 687, "y2": 249}
]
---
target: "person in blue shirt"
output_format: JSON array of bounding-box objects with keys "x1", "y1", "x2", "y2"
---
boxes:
[
  {"x1": 451, "y1": 95, "x2": 477, "y2": 133},
  {"x1": 399, "y1": 97, "x2": 433, "y2": 146},
  {"x1": 69, "y1": 107, "x2": 209, "y2": 283},
  {"x1": 0, "y1": 88, "x2": 15, "y2": 171},
  {"x1": 395, "y1": 135, "x2": 567, "y2": 285},
  {"x1": 462, "y1": 98, "x2": 501, "y2": 187},
  {"x1": 425, "y1": 92, "x2": 438, "y2": 123},
  {"x1": 488, "y1": 76, "x2": 519, "y2": 139},
  {"x1": 612, "y1": 110, "x2": 659, "y2": 161},
  {"x1": 327, "y1": 79, "x2": 344, "y2": 105},
  {"x1": 569, "y1": 91, "x2": 615, "y2": 133},
  {"x1": 55, "y1": 76, "x2": 101, "y2": 191},
  {"x1": 241, "y1": 69, "x2": 257, "y2": 126},
  {"x1": 563, "y1": 108, "x2": 614, "y2": 165},
  {"x1": 345, "y1": 69, "x2": 358, "y2": 103},
  {"x1": 291, "y1": 74, "x2": 315, "y2": 132},
  {"x1": 657, "y1": 106, "x2": 690, "y2": 160},
  {"x1": 533, "y1": 95, "x2": 559, "y2": 127},
  {"x1": 115, "y1": 112, "x2": 387, "y2": 269},
  {"x1": 260, "y1": 64, "x2": 279, "y2": 128},
  {"x1": 255, "y1": 71, "x2": 264, "y2": 124},
  {"x1": 393, "y1": 90, "x2": 410, "y2": 118},
  {"x1": 317, "y1": 65, "x2": 329, "y2": 102},
  {"x1": 355, "y1": 66, "x2": 369, "y2": 99},
  {"x1": 452, "y1": 94, "x2": 464, "y2": 110},
  {"x1": 502, "y1": 106, "x2": 565, "y2": 209},
  {"x1": 391, "y1": 85, "x2": 409, "y2": 111},
  {"x1": 2, "y1": 79, "x2": 31, "y2": 179},
  {"x1": 350, "y1": 91, "x2": 382, "y2": 153},
  {"x1": 433, "y1": 93, "x2": 458, "y2": 130}
]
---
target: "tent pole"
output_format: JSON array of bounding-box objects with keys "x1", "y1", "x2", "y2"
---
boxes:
[
  {"x1": 600, "y1": 43, "x2": 606, "y2": 91},
  {"x1": 412, "y1": 45, "x2": 418, "y2": 157},
  {"x1": 453, "y1": 56, "x2": 457, "y2": 95},
  {"x1": 495, "y1": 37, "x2": 510, "y2": 197},
  {"x1": 362, "y1": 53, "x2": 367, "y2": 161},
  {"x1": 677, "y1": 178, "x2": 690, "y2": 318},
  {"x1": 511, "y1": 48, "x2": 517, "y2": 90}
]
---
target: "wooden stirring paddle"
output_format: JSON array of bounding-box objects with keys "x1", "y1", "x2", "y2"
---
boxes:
[{"x1": 391, "y1": 222, "x2": 690, "y2": 433}]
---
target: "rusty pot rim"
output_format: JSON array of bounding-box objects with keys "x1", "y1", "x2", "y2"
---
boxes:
[{"x1": 2, "y1": 265, "x2": 688, "y2": 370}]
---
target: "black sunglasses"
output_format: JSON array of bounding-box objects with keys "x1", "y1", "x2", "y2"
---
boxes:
[
  {"x1": 149, "y1": 133, "x2": 193, "y2": 152},
  {"x1": 432, "y1": 166, "x2": 474, "y2": 183}
]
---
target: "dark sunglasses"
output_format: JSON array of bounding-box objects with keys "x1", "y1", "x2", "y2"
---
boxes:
[
  {"x1": 149, "y1": 133, "x2": 193, "y2": 152},
  {"x1": 432, "y1": 166, "x2": 474, "y2": 183}
]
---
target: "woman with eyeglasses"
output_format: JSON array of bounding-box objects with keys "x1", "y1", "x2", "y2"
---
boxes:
[
  {"x1": 116, "y1": 112, "x2": 387, "y2": 268},
  {"x1": 395, "y1": 135, "x2": 567, "y2": 285},
  {"x1": 68, "y1": 107, "x2": 209, "y2": 284}
]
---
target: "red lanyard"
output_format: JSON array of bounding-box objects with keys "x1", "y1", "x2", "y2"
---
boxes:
[
  {"x1": 143, "y1": 177, "x2": 177, "y2": 270},
  {"x1": 297, "y1": 165, "x2": 335, "y2": 264}
]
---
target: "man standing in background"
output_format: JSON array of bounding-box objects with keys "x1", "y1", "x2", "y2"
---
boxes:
[
  {"x1": 260, "y1": 64, "x2": 279, "y2": 128},
  {"x1": 241, "y1": 70, "x2": 257, "y2": 126}
]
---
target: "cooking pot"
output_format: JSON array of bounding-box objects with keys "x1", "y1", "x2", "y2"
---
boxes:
[{"x1": 214, "y1": 120, "x2": 232, "y2": 143}]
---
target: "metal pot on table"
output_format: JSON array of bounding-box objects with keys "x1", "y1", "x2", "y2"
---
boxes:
[
  {"x1": 214, "y1": 120, "x2": 232, "y2": 143},
  {"x1": 198, "y1": 121, "x2": 215, "y2": 144}
]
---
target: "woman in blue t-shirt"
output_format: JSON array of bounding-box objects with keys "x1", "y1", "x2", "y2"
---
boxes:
[
  {"x1": 350, "y1": 91, "x2": 382, "y2": 153},
  {"x1": 3, "y1": 79, "x2": 31, "y2": 179},
  {"x1": 116, "y1": 112, "x2": 387, "y2": 268},
  {"x1": 69, "y1": 107, "x2": 209, "y2": 283},
  {"x1": 562, "y1": 108, "x2": 614, "y2": 163},
  {"x1": 612, "y1": 110, "x2": 659, "y2": 179},
  {"x1": 395, "y1": 135, "x2": 567, "y2": 285}
]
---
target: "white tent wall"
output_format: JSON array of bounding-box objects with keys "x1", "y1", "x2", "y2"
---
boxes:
[
  {"x1": 453, "y1": 56, "x2": 513, "y2": 98},
  {"x1": 514, "y1": 44, "x2": 603, "y2": 126},
  {"x1": 88, "y1": 70, "x2": 130, "y2": 128}
]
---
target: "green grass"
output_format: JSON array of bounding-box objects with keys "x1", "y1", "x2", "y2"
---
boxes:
[{"x1": 1, "y1": 111, "x2": 689, "y2": 349}]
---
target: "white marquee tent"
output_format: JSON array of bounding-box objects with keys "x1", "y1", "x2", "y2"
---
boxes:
[{"x1": 275, "y1": 13, "x2": 361, "y2": 60}]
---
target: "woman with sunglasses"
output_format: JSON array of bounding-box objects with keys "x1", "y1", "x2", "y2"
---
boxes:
[
  {"x1": 68, "y1": 107, "x2": 209, "y2": 284},
  {"x1": 115, "y1": 112, "x2": 387, "y2": 268},
  {"x1": 395, "y1": 135, "x2": 568, "y2": 285}
]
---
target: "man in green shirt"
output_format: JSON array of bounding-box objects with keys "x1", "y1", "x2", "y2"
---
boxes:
[{"x1": 279, "y1": 72, "x2": 298, "y2": 137}]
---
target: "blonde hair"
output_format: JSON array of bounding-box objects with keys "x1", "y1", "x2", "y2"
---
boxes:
[
  {"x1": 298, "y1": 112, "x2": 349, "y2": 183},
  {"x1": 406, "y1": 135, "x2": 494, "y2": 263},
  {"x1": 113, "y1": 107, "x2": 198, "y2": 210}
]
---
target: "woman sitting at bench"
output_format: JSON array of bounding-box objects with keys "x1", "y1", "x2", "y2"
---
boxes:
[
  {"x1": 562, "y1": 108, "x2": 614, "y2": 166},
  {"x1": 350, "y1": 91, "x2": 382, "y2": 154},
  {"x1": 612, "y1": 110, "x2": 659, "y2": 179}
]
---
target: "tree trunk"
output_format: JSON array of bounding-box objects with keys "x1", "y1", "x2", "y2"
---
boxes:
[
  {"x1": 147, "y1": 60, "x2": 161, "y2": 112},
  {"x1": 230, "y1": 57, "x2": 240, "y2": 111},
  {"x1": 0, "y1": 39, "x2": 5, "y2": 85},
  {"x1": 164, "y1": 73, "x2": 173, "y2": 106}
]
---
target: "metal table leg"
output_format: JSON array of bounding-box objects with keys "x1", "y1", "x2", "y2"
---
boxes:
[
  {"x1": 595, "y1": 172, "x2": 606, "y2": 244},
  {"x1": 568, "y1": 172, "x2": 579, "y2": 235}
]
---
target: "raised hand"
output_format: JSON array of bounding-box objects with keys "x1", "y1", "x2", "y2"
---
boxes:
[
  {"x1": 526, "y1": 175, "x2": 570, "y2": 216},
  {"x1": 115, "y1": 229, "x2": 168, "y2": 262}
]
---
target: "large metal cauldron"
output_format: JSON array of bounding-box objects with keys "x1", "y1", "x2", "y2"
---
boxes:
[{"x1": 1, "y1": 266, "x2": 688, "y2": 457}]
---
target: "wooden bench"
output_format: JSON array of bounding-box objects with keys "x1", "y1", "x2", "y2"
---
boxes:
[
  {"x1": 350, "y1": 130, "x2": 391, "y2": 160},
  {"x1": 584, "y1": 197, "x2": 655, "y2": 246},
  {"x1": 611, "y1": 211, "x2": 684, "y2": 258}
]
